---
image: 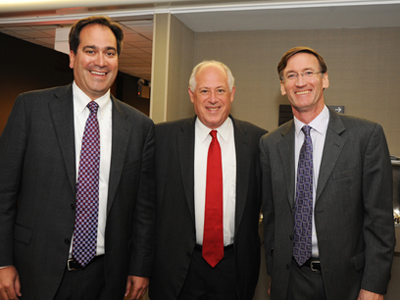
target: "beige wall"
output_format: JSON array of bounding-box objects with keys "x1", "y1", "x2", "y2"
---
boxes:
[
  {"x1": 151, "y1": 14, "x2": 195, "y2": 123},
  {"x1": 154, "y1": 21, "x2": 400, "y2": 155},
  {"x1": 192, "y1": 27, "x2": 400, "y2": 155},
  {"x1": 153, "y1": 24, "x2": 400, "y2": 155},
  {"x1": 166, "y1": 15, "x2": 195, "y2": 121},
  {"x1": 149, "y1": 16, "x2": 400, "y2": 300}
]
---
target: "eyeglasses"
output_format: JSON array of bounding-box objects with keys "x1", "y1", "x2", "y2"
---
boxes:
[{"x1": 282, "y1": 71, "x2": 323, "y2": 82}]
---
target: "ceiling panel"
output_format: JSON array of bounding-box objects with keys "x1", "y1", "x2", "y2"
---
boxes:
[{"x1": 0, "y1": 19, "x2": 153, "y2": 80}]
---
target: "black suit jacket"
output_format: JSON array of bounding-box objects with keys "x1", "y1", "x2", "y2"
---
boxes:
[
  {"x1": 0, "y1": 84, "x2": 156, "y2": 300},
  {"x1": 149, "y1": 116, "x2": 267, "y2": 300},
  {"x1": 260, "y1": 108, "x2": 395, "y2": 300}
]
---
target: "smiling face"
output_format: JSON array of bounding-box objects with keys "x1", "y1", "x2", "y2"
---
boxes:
[
  {"x1": 188, "y1": 64, "x2": 235, "y2": 129},
  {"x1": 69, "y1": 24, "x2": 118, "y2": 100},
  {"x1": 280, "y1": 52, "x2": 329, "y2": 121}
]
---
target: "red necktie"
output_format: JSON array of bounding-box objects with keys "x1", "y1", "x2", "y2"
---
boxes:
[{"x1": 202, "y1": 130, "x2": 224, "y2": 267}]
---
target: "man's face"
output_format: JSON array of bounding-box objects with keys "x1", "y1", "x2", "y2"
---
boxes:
[
  {"x1": 280, "y1": 52, "x2": 329, "y2": 116},
  {"x1": 69, "y1": 24, "x2": 118, "y2": 100},
  {"x1": 188, "y1": 65, "x2": 235, "y2": 129}
]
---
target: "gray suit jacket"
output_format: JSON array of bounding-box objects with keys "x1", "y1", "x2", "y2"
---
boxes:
[
  {"x1": 260, "y1": 108, "x2": 395, "y2": 300},
  {"x1": 149, "y1": 116, "x2": 267, "y2": 300},
  {"x1": 0, "y1": 84, "x2": 156, "y2": 300}
]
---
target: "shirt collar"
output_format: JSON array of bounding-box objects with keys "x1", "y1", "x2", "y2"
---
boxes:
[
  {"x1": 294, "y1": 105, "x2": 330, "y2": 137},
  {"x1": 195, "y1": 117, "x2": 233, "y2": 143},
  {"x1": 72, "y1": 81, "x2": 111, "y2": 114}
]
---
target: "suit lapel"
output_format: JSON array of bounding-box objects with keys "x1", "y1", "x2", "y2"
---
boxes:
[
  {"x1": 278, "y1": 121, "x2": 296, "y2": 211},
  {"x1": 177, "y1": 117, "x2": 196, "y2": 223},
  {"x1": 49, "y1": 84, "x2": 76, "y2": 194},
  {"x1": 316, "y1": 110, "x2": 346, "y2": 202},
  {"x1": 107, "y1": 96, "x2": 131, "y2": 212},
  {"x1": 232, "y1": 118, "x2": 251, "y2": 233}
]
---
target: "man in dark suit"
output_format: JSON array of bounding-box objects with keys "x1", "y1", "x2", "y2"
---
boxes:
[
  {"x1": 260, "y1": 46, "x2": 395, "y2": 300},
  {"x1": 149, "y1": 60, "x2": 267, "y2": 300},
  {"x1": 0, "y1": 16, "x2": 155, "y2": 300}
]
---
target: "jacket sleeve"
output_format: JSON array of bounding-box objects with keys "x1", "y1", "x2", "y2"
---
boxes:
[
  {"x1": 361, "y1": 123, "x2": 395, "y2": 294},
  {"x1": 129, "y1": 120, "x2": 156, "y2": 277},
  {"x1": 260, "y1": 135, "x2": 275, "y2": 276},
  {"x1": 0, "y1": 94, "x2": 28, "y2": 266}
]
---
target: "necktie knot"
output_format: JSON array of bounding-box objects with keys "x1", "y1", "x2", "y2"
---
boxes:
[
  {"x1": 210, "y1": 130, "x2": 218, "y2": 139},
  {"x1": 87, "y1": 101, "x2": 99, "y2": 114},
  {"x1": 302, "y1": 125, "x2": 312, "y2": 137}
]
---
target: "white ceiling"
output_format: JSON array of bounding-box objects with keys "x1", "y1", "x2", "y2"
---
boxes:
[{"x1": 1, "y1": 0, "x2": 400, "y2": 80}]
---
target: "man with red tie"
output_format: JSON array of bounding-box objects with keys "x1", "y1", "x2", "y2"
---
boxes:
[{"x1": 149, "y1": 60, "x2": 267, "y2": 300}]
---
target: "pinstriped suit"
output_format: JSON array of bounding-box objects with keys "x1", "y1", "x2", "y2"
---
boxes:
[
  {"x1": 260, "y1": 108, "x2": 395, "y2": 300},
  {"x1": 0, "y1": 84, "x2": 156, "y2": 300}
]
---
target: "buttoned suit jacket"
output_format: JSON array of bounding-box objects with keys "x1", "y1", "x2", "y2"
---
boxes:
[
  {"x1": 0, "y1": 84, "x2": 156, "y2": 300},
  {"x1": 149, "y1": 116, "x2": 267, "y2": 300},
  {"x1": 260, "y1": 108, "x2": 395, "y2": 300}
]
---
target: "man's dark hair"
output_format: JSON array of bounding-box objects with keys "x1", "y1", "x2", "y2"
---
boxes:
[{"x1": 69, "y1": 15, "x2": 124, "y2": 56}]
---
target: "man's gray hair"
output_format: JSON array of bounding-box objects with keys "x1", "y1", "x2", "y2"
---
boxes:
[{"x1": 189, "y1": 60, "x2": 235, "y2": 92}]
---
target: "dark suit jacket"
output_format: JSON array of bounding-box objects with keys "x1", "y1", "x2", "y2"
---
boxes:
[
  {"x1": 149, "y1": 116, "x2": 267, "y2": 300},
  {"x1": 0, "y1": 84, "x2": 156, "y2": 300},
  {"x1": 260, "y1": 108, "x2": 395, "y2": 300}
]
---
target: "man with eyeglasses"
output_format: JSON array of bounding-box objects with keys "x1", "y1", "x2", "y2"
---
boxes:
[{"x1": 259, "y1": 46, "x2": 394, "y2": 300}]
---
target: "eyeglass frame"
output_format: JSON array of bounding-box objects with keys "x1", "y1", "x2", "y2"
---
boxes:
[{"x1": 281, "y1": 70, "x2": 324, "y2": 82}]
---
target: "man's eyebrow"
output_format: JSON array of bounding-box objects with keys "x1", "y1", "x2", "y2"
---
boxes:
[
  {"x1": 82, "y1": 45, "x2": 117, "y2": 51},
  {"x1": 285, "y1": 67, "x2": 314, "y2": 73},
  {"x1": 82, "y1": 45, "x2": 97, "y2": 50}
]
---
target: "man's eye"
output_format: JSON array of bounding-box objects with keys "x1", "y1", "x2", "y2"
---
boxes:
[
  {"x1": 287, "y1": 73, "x2": 296, "y2": 79},
  {"x1": 304, "y1": 71, "x2": 314, "y2": 76},
  {"x1": 217, "y1": 89, "x2": 225, "y2": 94},
  {"x1": 201, "y1": 90, "x2": 209, "y2": 94}
]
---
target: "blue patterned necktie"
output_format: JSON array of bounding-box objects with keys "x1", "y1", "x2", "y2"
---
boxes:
[
  {"x1": 293, "y1": 125, "x2": 313, "y2": 266},
  {"x1": 72, "y1": 101, "x2": 100, "y2": 268}
]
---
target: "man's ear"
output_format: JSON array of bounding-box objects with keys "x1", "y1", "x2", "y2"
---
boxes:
[
  {"x1": 322, "y1": 72, "x2": 329, "y2": 90},
  {"x1": 188, "y1": 87, "x2": 195, "y2": 103},
  {"x1": 230, "y1": 86, "x2": 236, "y2": 103},
  {"x1": 280, "y1": 81, "x2": 287, "y2": 96},
  {"x1": 69, "y1": 50, "x2": 75, "y2": 69}
]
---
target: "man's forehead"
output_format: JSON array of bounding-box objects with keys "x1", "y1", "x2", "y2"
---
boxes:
[
  {"x1": 80, "y1": 24, "x2": 116, "y2": 41},
  {"x1": 285, "y1": 53, "x2": 319, "y2": 70}
]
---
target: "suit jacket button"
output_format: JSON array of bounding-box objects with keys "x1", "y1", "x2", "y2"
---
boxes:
[
  {"x1": 286, "y1": 263, "x2": 290, "y2": 270},
  {"x1": 64, "y1": 239, "x2": 70, "y2": 245},
  {"x1": 289, "y1": 234, "x2": 293, "y2": 240},
  {"x1": 70, "y1": 203, "x2": 75, "y2": 210},
  {"x1": 186, "y1": 253, "x2": 191, "y2": 259}
]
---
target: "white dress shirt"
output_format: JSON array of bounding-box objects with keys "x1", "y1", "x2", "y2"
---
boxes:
[
  {"x1": 71, "y1": 81, "x2": 112, "y2": 257},
  {"x1": 194, "y1": 117, "x2": 236, "y2": 246},
  {"x1": 294, "y1": 105, "x2": 330, "y2": 258}
]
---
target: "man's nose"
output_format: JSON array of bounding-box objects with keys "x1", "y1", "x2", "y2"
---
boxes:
[
  {"x1": 94, "y1": 53, "x2": 107, "y2": 67},
  {"x1": 295, "y1": 74, "x2": 307, "y2": 87},
  {"x1": 209, "y1": 91, "x2": 218, "y2": 103}
]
